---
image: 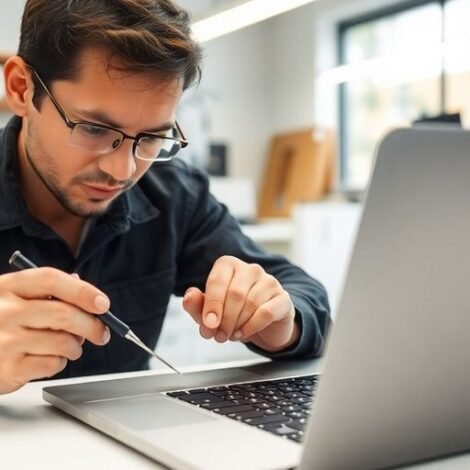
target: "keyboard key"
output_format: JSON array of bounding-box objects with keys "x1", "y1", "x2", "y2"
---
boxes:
[
  {"x1": 281, "y1": 404, "x2": 302, "y2": 413},
  {"x1": 263, "y1": 423, "x2": 298, "y2": 436},
  {"x1": 262, "y1": 394, "x2": 283, "y2": 402},
  {"x1": 210, "y1": 390, "x2": 230, "y2": 397},
  {"x1": 254, "y1": 402, "x2": 273, "y2": 410},
  {"x1": 288, "y1": 433, "x2": 303, "y2": 443},
  {"x1": 200, "y1": 400, "x2": 240, "y2": 410},
  {"x1": 284, "y1": 392, "x2": 303, "y2": 399},
  {"x1": 291, "y1": 397, "x2": 310, "y2": 404},
  {"x1": 286, "y1": 420, "x2": 306, "y2": 432},
  {"x1": 167, "y1": 391, "x2": 189, "y2": 397},
  {"x1": 244, "y1": 414, "x2": 290, "y2": 426},
  {"x1": 213, "y1": 404, "x2": 255, "y2": 415},
  {"x1": 287, "y1": 411, "x2": 306, "y2": 419},
  {"x1": 230, "y1": 409, "x2": 265, "y2": 420},
  {"x1": 177, "y1": 393, "x2": 224, "y2": 405},
  {"x1": 224, "y1": 394, "x2": 245, "y2": 401}
]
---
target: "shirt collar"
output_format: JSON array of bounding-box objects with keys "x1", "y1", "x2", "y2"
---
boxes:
[{"x1": 0, "y1": 116, "x2": 160, "y2": 234}]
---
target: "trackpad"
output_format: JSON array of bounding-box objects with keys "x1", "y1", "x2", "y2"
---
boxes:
[{"x1": 86, "y1": 395, "x2": 215, "y2": 430}]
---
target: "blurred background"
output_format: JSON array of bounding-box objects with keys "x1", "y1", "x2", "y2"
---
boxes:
[{"x1": 1, "y1": 0, "x2": 467, "y2": 369}]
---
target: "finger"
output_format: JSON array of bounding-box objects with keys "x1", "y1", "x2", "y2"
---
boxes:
[
  {"x1": 19, "y1": 299, "x2": 111, "y2": 346},
  {"x1": 15, "y1": 329, "x2": 83, "y2": 361},
  {"x1": 182, "y1": 287, "x2": 205, "y2": 325},
  {"x1": 1, "y1": 268, "x2": 110, "y2": 314},
  {"x1": 19, "y1": 355, "x2": 68, "y2": 382},
  {"x1": 199, "y1": 323, "x2": 215, "y2": 340},
  {"x1": 217, "y1": 267, "x2": 260, "y2": 340},
  {"x1": 237, "y1": 295, "x2": 290, "y2": 340},
  {"x1": 76, "y1": 335, "x2": 85, "y2": 346},
  {"x1": 230, "y1": 276, "x2": 280, "y2": 339},
  {"x1": 202, "y1": 258, "x2": 236, "y2": 333}
]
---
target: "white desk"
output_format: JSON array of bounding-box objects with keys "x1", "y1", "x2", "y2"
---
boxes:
[
  {"x1": 1, "y1": 359, "x2": 470, "y2": 470},
  {"x1": 241, "y1": 219, "x2": 294, "y2": 258}
]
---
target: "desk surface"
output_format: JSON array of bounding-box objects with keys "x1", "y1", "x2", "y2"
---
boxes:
[
  {"x1": 240, "y1": 219, "x2": 293, "y2": 243},
  {"x1": 1, "y1": 358, "x2": 470, "y2": 470}
]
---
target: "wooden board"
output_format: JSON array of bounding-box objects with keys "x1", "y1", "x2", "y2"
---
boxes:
[{"x1": 258, "y1": 128, "x2": 335, "y2": 218}]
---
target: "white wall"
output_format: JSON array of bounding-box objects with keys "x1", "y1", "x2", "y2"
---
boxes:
[
  {"x1": 0, "y1": 1, "x2": 25, "y2": 127},
  {"x1": 266, "y1": 3, "x2": 317, "y2": 134},
  {"x1": 0, "y1": 0, "x2": 408, "y2": 181},
  {"x1": 0, "y1": 2, "x2": 24, "y2": 50},
  {"x1": 183, "y1": 2, "x2": 319, "y2": 186},
  {"x1": 189, "y1": 3, "x2": 319, "y2": 184},
  {"x1": 186, "y1": 21, "x2": 273, "y2": 183}
]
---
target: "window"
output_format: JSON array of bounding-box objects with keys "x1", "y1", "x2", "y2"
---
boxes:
[
  {"x1": 338, "y1": 0, "x2": 470, "y2": 189},
  {"x1": 444, "y1": 0, "x2": 470, "y2": 121}
]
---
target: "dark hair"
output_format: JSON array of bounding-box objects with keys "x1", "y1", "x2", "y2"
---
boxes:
[{"x1": 18, "y1": 0, "x2": 202, "y2": 107}]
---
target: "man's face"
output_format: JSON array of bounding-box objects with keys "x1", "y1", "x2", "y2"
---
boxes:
[{"x1": 23, "y1": 48, "x2": 184, "y2": 218}]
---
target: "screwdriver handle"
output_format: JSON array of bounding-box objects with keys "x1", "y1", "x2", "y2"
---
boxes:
[{"x1": 99, "y1": 312, "x2": 129, "y2": 337}]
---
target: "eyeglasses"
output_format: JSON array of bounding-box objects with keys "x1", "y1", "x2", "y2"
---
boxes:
[{"x1": 30, "y1": 67, "x2": 188, "y2": 162}]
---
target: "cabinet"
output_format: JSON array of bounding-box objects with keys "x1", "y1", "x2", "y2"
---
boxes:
[{"x1": 292, "y1": 202, "x2": 362, "y2": 318}]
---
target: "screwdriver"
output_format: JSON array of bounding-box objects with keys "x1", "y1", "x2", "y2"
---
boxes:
[{"x1": 9, "y1": 250, "x2": 180, "y2": 374}]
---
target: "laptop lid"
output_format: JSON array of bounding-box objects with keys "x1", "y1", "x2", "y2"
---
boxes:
[{"x1": 300, "y1": 126, "x2": 470, "y2": 469}]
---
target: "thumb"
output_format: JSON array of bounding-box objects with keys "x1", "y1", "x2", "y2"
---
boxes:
[{"x1": 182, "y1": 287, "x2": 205, "y2": 325}]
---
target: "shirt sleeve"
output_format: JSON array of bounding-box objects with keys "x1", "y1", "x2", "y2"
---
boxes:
[{"x1": 173, "y1": 163, "x2": 331, "y2": 359}]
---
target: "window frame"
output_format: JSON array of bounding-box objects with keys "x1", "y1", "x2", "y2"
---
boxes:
[{"x1": 337, "y1": 0, "x2": 447, "y2": 187}]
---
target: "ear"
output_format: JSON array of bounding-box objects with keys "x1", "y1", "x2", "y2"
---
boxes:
[{"x1": 3, "y1": 56, "x2": 34, "y2": 117}]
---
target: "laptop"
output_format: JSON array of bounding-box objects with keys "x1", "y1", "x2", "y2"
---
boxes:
[{"x1": 43, "y1": 126, "x2": 470, "y2": 470}]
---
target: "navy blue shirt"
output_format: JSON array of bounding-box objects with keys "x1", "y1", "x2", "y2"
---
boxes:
[{"x1": 0, "y1": 116, "x2": 330, "y2": 378}]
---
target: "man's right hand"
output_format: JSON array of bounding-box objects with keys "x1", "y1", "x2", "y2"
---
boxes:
[{"x1": 0, "y1": 267, "x2": 111, "y2": 394}]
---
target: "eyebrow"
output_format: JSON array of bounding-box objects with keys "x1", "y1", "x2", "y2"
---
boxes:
[{"x1": 75, "y1": 109, "x2": 174, "y2": 134}]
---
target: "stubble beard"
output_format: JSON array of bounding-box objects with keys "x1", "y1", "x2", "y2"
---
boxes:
[
  {"x1": 24, "y1": 146, "x2": 112, "y2": 218},
  {"x1": 24, "y1": 135, "x2": 133, "y2": 219}
]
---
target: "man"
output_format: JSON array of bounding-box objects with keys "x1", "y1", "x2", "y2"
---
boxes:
[{"x1": 0, "y1": 0, "x2": 330, "y2": 395}]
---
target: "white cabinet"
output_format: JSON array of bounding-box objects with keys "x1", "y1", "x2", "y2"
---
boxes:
[
  {"x1": 292, "y1": 202, "x2": 362, "y2": 318},
  {"x1": 241, "y1": 219, "x2": 294, "y2": 258}
]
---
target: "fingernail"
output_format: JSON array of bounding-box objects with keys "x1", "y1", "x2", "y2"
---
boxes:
[
  {"x1": 102, "y1": 327, "x2": 111, "y2": 344},
  {"x1": 205, "y1": 312, "x2": 218, "y2": 328},
  {"x1": 94, "y1": 295, "x2": 109, "y2": 311},
  {"x1": 233, "y1": 330, "x2": 243, "y2": 340},
  {"x1": 215, "y1": 331, "x2": 227, "y2": 343},
  {"x1": 71, "y1": 273, "x2": 80, "y2": 279}
]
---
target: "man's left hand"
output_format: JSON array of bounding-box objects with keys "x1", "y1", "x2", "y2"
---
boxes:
[{"x1": 183, "y1": 256, "x2": 300, "y2": 352}]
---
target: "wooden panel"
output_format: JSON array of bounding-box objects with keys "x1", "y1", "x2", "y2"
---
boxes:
[{"x1": 258, "y1": 128, "x2": 335, "y2": 218}]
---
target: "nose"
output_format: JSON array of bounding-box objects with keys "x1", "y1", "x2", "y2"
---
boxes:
[{"x1": 97, "y1": 139, "x2": 136, "y2": 182}]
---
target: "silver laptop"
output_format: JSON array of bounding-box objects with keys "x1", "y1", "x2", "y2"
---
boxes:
[{"x1": 43, "y1": 126, "x2": 470, "y2": 470}]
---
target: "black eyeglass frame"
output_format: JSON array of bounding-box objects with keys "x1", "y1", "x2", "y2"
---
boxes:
[{"x1": 29, "y1": 66, "x2": 188, "y2": 162}]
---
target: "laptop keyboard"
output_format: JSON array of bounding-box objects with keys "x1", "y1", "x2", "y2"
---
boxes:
[{"x1": 166, "y1": 374, "x2": 318, "y2": 443}]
